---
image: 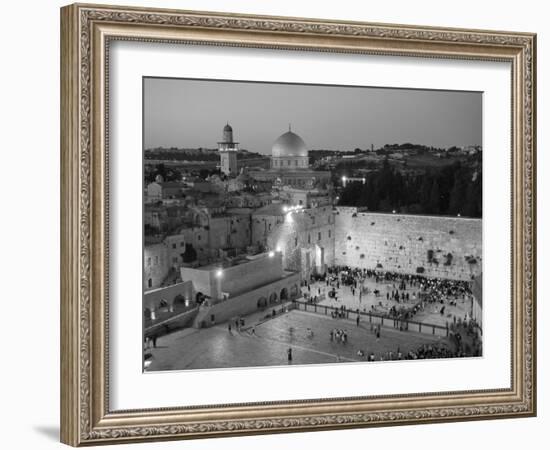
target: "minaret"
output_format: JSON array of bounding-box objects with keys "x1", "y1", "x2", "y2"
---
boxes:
[{"x1": 218, "y1": 123, "x2": 239, "y2": 176}]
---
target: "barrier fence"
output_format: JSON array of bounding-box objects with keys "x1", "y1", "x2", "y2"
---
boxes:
[{"x1": 292, "y1": 300, "x2": 449, "y2": 337}]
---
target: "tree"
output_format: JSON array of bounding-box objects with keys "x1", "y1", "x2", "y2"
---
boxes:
[
  {"x1": 448, "y1": 171, "x2": 467, "y2": 215},
  {"x1": 428, "y1": 179, "x2": 441, "y2": 214}
]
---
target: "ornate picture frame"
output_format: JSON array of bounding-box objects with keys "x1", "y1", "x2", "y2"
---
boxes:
[{"x1": 60, "y1": 3, "x2": 536, "y2": 446}]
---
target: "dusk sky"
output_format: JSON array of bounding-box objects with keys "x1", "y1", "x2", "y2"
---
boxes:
[{"x1": 144, "y1": 77, "x2": 482, "y2": 154}]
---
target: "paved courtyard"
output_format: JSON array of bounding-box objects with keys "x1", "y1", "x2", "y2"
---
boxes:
[
  {"x1": 145, "y1": 308, "x2": 450, "y2": 372},
  {"x1": 305, "y1": 277, "x2": 471, "y2": 328}
]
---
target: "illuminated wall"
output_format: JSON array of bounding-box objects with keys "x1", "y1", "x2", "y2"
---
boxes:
[
  {"x1": 255, "y1": 206, "x2": 336, "y2": 278},
  {"x1": 334, "y1": 207, "x2": 482, "y2": 281}
]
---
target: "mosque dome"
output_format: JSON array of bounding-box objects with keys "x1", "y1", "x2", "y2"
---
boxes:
[
  {"x1": 223, "y1": 124, "x2": 233, "y2": 132},
  {"x1": 272, "y1": 131, "x2": 308, "y2": 158}
]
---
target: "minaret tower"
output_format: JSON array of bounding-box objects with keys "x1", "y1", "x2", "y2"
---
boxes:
[{"x1": 218, "y1": 123, "x2": 239, "y2": 176}]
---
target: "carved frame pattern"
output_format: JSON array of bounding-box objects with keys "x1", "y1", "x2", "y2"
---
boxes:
[{"x1": 60, "y1": 3, "x2": 536, "y2": 446}]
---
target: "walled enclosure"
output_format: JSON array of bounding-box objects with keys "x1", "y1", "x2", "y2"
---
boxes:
[
  {"x1": 334, "y1": 208, "x2": 482, "y2": 281},
  {"x1": 193, "y1": 272, "x2": 301, "y2": 328}
]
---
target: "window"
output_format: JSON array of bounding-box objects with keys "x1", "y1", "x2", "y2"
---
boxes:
[
  {"x1": 147, "y1": 278, "x2": 152, "y2": 288},
  {"x1": 308, "y1": 234, "x2": 311, "y2": 244},
  {"x1": 172, "y1": 243, "x2": 176, "y2": 249},
  {"x1": 295, "y1": 237, "x2": 298, "y2": 247},
  {"x1": 329, "y1": 229, "x2": 332, "y2": 238},
  {"x1": 173, "y1": 257, "x2": 178, "y2": 263},
  {"x1": 318, "y1": 232, "x2": 322, "y2": 241},
  {"x1": 147, "y1": 257, "x2": 151, "y2": 267},
  {"x1": 154, "y1": 256, "x2": 159, "y2": 265},
  {"x1": 197, "y1": 235, "x2": 201, "y2": 241},
  {"x1": 180, "y1": 241, "x2": 185, "y2": 247}
]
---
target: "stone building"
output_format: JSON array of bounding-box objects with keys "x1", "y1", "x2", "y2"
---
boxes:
[
  {"x1": 179, "y1": 252, "x2": 301, "y2": 327},
  {"x1": 252, "y1": 203, "x2": 335, "y2": 279},
  {"x1": 218, "y1": 123, "x2": 239, "y2": 176},
  {"x1": 144, "y1": 243, "x2": 170, "y2": 290},
  {"x1": 145, "y1": 178, "x2": 186, "y2": 203},
  {"x1": 247, "y1": 127, "x2": 332, "y2": 189}
]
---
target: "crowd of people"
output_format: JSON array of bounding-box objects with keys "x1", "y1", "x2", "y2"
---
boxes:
[
  {"x1": 315, "y1": 266, "x2": 476, "y2": 325},
  {"x1": 352, "y1": 342, "x2": 464, "y2": 362},
  {"x1": 330, "y1": 328, "x2": 349, "y2": 344}
]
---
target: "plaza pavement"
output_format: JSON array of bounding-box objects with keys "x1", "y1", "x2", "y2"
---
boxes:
[{"x1": 146, "y1": 308, "x2": 449, "y2": 372}]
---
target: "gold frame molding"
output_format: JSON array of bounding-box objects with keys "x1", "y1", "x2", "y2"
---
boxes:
[{"x1": 60, "y1": 3, "x2": 537, "y2": 446}]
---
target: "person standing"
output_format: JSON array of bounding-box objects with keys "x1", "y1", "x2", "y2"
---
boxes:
[{"x1": 287, "y1": 347, "x2": 293, "y2": 363}]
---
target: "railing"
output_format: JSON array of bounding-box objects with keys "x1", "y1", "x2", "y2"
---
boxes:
[{"x1": 292, "y1": 300, "x2": 449, "y2": 337}]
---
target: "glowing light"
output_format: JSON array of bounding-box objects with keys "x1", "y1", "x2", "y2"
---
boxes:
[
  {"x1": 283, "y1": 206, "x2": 288, "y2": 212},
  {"x1": 276, "y1": 246, "x2": 282, "y2": 252},
  {"x1": 268, "y1": 251, "x2": 275, "y2": 257},
  {"x1": 216, "y1": 269, "x2": 223, "y2": 278},
  {"x1": 342, "y1": 176, "x2": 347, "y2": 181},
  {"x1": 457, "y1": 213, "x2": 461, "y2": 217},
  {"x1": 392, "y1": 210, "x2": 396, "y2": 214}
]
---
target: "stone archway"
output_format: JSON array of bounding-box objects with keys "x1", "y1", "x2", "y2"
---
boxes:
[
  {"x1": 290, "y1": 284, "x2": 299, "y2": 300},
  {"x1": 280, "y1": 287, "x2": 289, "y2": 302},
  {"x1": 269, "y1": 292, "x2": 278, "y2": 304},
  {"x1": 257, "y1": 296, "x2": 268, "y2": 308}
]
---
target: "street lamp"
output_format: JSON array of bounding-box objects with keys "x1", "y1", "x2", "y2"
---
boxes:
[{"x1": 268, "y1": 251, "x2": 275, "y2": 257}]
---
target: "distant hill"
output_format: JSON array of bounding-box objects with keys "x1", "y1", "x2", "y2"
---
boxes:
[{"x1": 144, "y1": 147, "x2": 265, "y2": 161}]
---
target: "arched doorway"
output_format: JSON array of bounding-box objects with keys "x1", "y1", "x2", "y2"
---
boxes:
[
  {"x1": 257, "y1": 297, "x2": 267, "y2": 308},
  {"x1": 269, "y1": 292, "x2": 278, "y2": 304},
  {"x1": 280, "y1": 287, "x2": 289, "y2": 302},
  {"x1": 173, "y1": 294, "x2": 186, "y2": 311},
  {"x1": 290, "y1": 284, "x2": 299, "y2": 299}
]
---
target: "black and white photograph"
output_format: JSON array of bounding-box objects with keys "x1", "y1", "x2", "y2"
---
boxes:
[{"x1": 142, "y1": 77, "x2": 483, "y2": 372}]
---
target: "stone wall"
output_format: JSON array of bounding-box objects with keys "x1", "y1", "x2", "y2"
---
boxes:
[
  {"x1": 180, "y1": 253, "x2": 286, "y2": 301},
  {"x1": 334, "y1": 207, "x2": 482, "y2": 281},
  {"x1": 218, "y1": 253, "x2": 284, "y2": 297},
  {"x1": 194, "y1": 272, "x2": 301, "y2": 328},
  {"x1": 143, "y1": 280, "x2": 194, "y2": 312}
]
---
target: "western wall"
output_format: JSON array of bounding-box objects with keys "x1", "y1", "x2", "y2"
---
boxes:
[{"x1": 334, "y1": 207, "x2": 482, "y2": 281}]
